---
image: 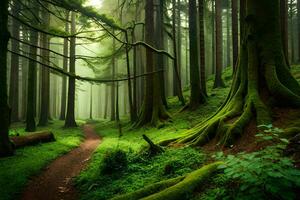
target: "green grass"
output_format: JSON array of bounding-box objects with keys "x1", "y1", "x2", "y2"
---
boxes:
[
  {"x1": 0, "y1": 120, "x2": 84, "y2": 200},
  {"x1": 76, "y1": 68, "x2": 233, "y2": 200},
  {"x1": 76, "y1": 66, "x2": 300, "y2": 200}
]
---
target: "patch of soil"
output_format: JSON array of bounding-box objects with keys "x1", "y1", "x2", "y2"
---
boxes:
[
  {"x1": 21, "y1": 124, "x2": 101, "y2": 200},
  {"x1": 203, "y1": 108, "x2": 300, "y2": 154}
]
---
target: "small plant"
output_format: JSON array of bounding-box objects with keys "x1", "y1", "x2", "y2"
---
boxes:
[
  {"x1": 100, "y1": 149, "x2": 128, "y2": 174},
  {"x1": 209, "y1": 125, "x2": 300, "y2": 200},
  {"x1": 256, "y1": 124, "x2": 289, "y2": 144}
]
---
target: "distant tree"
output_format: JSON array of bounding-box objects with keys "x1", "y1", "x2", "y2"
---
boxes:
[
  {"x1": 198, "y1": 0, "x2": 207, "y2": 96},
  {"x1": 60, "y1": 12, "x2": 69, "y2": 120},
  {"x1": 25, "y1": 1, "x2": 40, "y2": 132},
  {"x1": 38, "y1": 3, "x2": 51, "y2": 126},
  {"x1": 188, "y1": 0, "x2": 206, "y2": 110},
  {"x1": 65, "y1": 11, "x2": 77, "y2": 127},
  {"x1": 231, "y1": 0, "x2": 238, "y2": 72},
  {"x1": 134, "y1": 0, "x2": 170, "y2": 127},
  {"x1": 171, "y1": 0, "x2": 185, "y2": 105},
  {"x1": 9, "y1": 0, "x2": 20, "y2": 122},
  {"x1": 213, "y1": 0, "x2": 225, "y2": 88}
]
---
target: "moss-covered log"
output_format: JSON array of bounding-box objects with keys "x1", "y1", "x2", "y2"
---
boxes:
[
  {"x1": 11, "y1": 131, "x2": 55, "y2": 148},
  {"x1": 162, "y1": 0, "x2": 300, "y2": 147},
  {"x1": 111, "y1": 162, "x2": 223, "y2": 200}
]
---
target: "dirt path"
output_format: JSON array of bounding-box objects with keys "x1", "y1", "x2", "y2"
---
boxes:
[{"x1": 21, "y1": 124, "x2": 101, "y2": 200}]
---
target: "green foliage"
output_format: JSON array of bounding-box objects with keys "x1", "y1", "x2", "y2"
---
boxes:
[
  {"x1": 202, "y1": 126, "x2": 300, "y2": 200},
  {"x1": 256, "y1": 124, "x2": 288, "y2": 143},
  {"x1": 76, "y1": 146, "x2": 206, "y2": 200},
  {"x1": 0, "y1": 121, "x2": 84, "y2": 200},
  {"x1": 101, "y1": 149, "x2": 128, "y2": 174}
]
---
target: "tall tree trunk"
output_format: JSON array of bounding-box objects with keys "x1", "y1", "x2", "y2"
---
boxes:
[
  {"x1": 104, "y1": 85, "x2": 108, "y2": 119},
  {"x1": 125, "y1": 32, "x2": 136, "y2": 122},
  {"x1": 188, "y1": 0, "x2": 206, "y2": 110},
  {"x1": 298, "y1": 0, "x2": 300, "y2": 63},
  {"x1": 172, "y1": 0, "x2": 185, "y2": 105},
  {"x1": 21, "y1": 28, "x2": 29, "y2": 121},
  {"x1": 60, "y1": 12, "x2": 69, "y2": 120},
  {"x1": 213, "y1": 0, "x2": 225, "y2": 88},
  {"x1": 231, "y1": 0, "x2": 238, "y2": 72},
  {"x1": 9, "y1": 0, "x2": 20, "y2": 122},
  {"x1": 64, "y1": 11, "x2": 77, "y2": 127},
  {"x1": 38, "y1": 3, "x2": 50, "y2": 126},
  {"x1": 0, "y1": 0, "x2": 14, "y2": 157},
  {"x1": 166, "y1": 0, "x2": 300, "y2": 147},
  {"x1": 211, "y1": 0, "x2": 216, "y2": 74},
  {"x1": 198, "y1": 0, "x2": 207, "y2": 96},
  {"x1": 134, "y1": 0, "x2": 170, "y2": 127},
  {"x1": 156, "y1": 0, "x2": 168, "y2": 108},
  {"x1": 289, "y1": 0, "x2": 296, "y2": 64},
  {"x1": 226, "y1": 4, "x2": 231, "y2": 68},
  {"x1": 25, "y1": 2, "x2": 39, "y2": 132},
  {"x1": 281, "y1": 0, "x2": 289, "y2": 64},
  {"x1": 90, "y1": 84, "x2": 93, "y2": 120},
  {"x1": 110, "y1": 33, "x2": 116, "y2": 121}
]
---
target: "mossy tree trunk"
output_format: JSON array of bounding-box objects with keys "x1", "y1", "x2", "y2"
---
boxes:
[
  {"x1": 166, "y1": 0, "x2": 300, "y2": 147},
  {"x1": 188, "y1": 0, "x2": 206, "y2": 110},
  {"x1": 134, "y1": 0, "x2": 170, "y2": 127},
  {"x1": 0, "y1": 0, "x2": 14, "y2": 157}
]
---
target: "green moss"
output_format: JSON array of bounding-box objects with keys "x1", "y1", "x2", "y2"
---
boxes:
[{"x1": 0, "y1": 120, "x2": 84, "y2": 200}]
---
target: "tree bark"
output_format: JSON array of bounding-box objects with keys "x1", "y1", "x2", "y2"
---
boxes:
[
  {"x1": 25, "y1": 1, "x2": 40, "y2": 132},
  {"x1": 298, "y1": 0, "x2": 300, "y2": 62},
  {"x1": 134, "y1": 0, "x2": 170, "y2": 127},
  {"x1": 9, "y1": 0, "x2": 20, "y2": 122},
  {"x1": 0, "y1": 0, "x2": 15, "y2": 157},
  {"x1": 38, "y1": 3, "x2": 51, "y2": 126},
  {"x1": 64, "y1": 11, "x2": 77, "y2": 127},
  {"x1": 164, "y1": 0, "x2": 300, "y2": 147},
  {"x1": 155, "y1": 0, "x2": 168, "y2": 108},
  {"x1": 171, "y1": 0, "x2": 185, "y2": 105},
  {"x1": 281, "y1": 0, "x2": 289, "y2": 64},
  {"x1": 188, "y1": 0, "x2": 206, "y2": 110},
  {"x1": 213, "y1": 0, "x2": 225, "y2": 88},
  {"x1": 231, "y1": 0, "x2": 238, "y2": 72},
  {"x1": 60, "y1": 12, "x2": 69, "y2": 120},
  {"x1": 198, "y1": 0, "x2": 207, "y2": 96}
]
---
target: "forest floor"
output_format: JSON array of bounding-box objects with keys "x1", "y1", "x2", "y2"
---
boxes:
[
  {"x1": 1, "y1": 67, "x2": 300, "y2": 200},
  {"x1": 0, "y1": 121, "x2": 86, "y2": 200},
  {"x1": 75, "y1": 67, "x2": 300, "y2": 200},
  {"x1": 21, "y1": 124, "x2": 101, "y2": 200}
]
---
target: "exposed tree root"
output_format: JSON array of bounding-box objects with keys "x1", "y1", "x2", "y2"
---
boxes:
[
  {"x1": 160, "y1": 0, "x2": 300, "y2": 147},
  {"x1": 111, "y1": 162, "x2": 223, "y2": 200}
]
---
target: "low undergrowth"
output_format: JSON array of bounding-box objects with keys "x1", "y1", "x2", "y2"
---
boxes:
[
  {"x1": 0, "y1": 120, "x2": 84, "y2": 200},
  {"x1": 76, "y1": 67, "x2": 300, "y2": 200}
]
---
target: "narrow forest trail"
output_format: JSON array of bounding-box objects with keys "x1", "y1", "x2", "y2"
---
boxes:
[{"x1": 21, "y1": 124, "x2": 101, "y2": 200}]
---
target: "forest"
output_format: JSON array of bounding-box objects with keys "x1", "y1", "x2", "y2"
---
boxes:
[{"x1": 1, "y1": 0, "x2": 300, "y2": 199}]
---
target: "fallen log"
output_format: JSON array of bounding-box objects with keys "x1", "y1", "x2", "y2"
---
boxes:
[
  {"x1": 11, "y1": 131, "x2": 55, "y2": 148},
  {"x1": 111, "y1": 161, "x2": 224, "y2": 200}
]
